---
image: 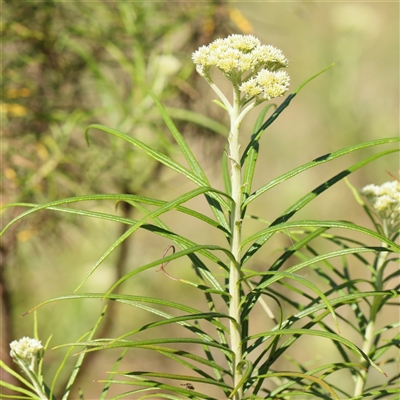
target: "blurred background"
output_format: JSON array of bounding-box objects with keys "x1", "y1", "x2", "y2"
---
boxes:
[{"x1": 2, "y1": 1, "x2": 398, "y2": 398}]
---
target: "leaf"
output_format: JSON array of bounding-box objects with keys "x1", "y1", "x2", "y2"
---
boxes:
[
  {"x1": 240, "y1": 63, "x2": 335, "y2": 166},
  {"x1": 56, "y1": 305, "x2": 108, "y2": 400},
  {"x1": 242, "y1": 221, "x2": 399, "y2": 265},
  {"x1": 246, "y1": 329, "x2": 386, "y2": 376},
  {"x1": 104, "y1": 243, "x2": 234, "y2": 296},
  {"x1": 84, "y1": 123, "x2": 231, "y2": 216},
  {"x1": 74, "y1": 186, "x2": 231, "y2": 292},
  {"x1": 165, "y1": 107, "x2": 227, "y2": 137},
  {"x1": 242, "y1": 104, "x2": 274, "y2": 216},
  {"x1": 243, "y1": 138, "x2": 399, "y2": 208},
  {"x1": 153, "y1": 94, "x2": 230, "y2": 236},
  {"x1": 259, "y1": 371, "x2": 340, "y2": 400},
  {"x1": 242, "y1": 270, "x2": 340, "y2": 333}
]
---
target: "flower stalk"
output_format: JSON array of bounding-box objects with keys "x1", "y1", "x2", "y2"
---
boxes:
[
  {"x1": 354, "y1": 181, "x2": 400, "y2": 396},
  {"x1": 9, "y1": 337, "x2": 49, "y2": 400},
  {"x1": 228, "y1": 85, "x2": 245, "y2": 398},
  {"x1": 192, "y1": 34, "x2": 290, "y2": 399}
]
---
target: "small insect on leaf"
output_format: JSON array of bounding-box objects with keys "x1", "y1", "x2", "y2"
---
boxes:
[{"x1": 181, "y1": 383, "x2": 195, "y2": 390}]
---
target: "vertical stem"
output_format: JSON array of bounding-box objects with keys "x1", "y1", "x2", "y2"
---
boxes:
[
  {"x1": 228, "y1": 87, "x2": 244, "y2": 399},
  {"x1": 353, "y1": 233, "x2": 389, "y2": 397}
]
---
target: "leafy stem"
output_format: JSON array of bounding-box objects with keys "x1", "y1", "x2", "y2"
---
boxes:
[{"x1": 228, "y1": 84, "x2": 251, "y2": 400}]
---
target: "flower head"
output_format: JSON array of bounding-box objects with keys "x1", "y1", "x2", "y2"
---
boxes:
[
  {"x1": 360, "y1": 180, "x2": 400, "y2": 237},
  {"x1": 10, "y1": 337, "x2": 43, "y2": 359},
  {"x1": 192, "y1": 34, "x2": 289, "y2": 102},
  {"x1": 360, "y1": 180, "x2": 400, "y2": 213},
  {"x1": 239, "y1": 70, "x2": 290, "y2": 101}
]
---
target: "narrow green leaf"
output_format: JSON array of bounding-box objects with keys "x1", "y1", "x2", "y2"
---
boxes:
[
  {"x1": 104, "y1": 243, "x2": 233, "y2": 296},
  {"x1": 247, "y1": 328, "x2": 386, "y2": 376},
  {"x1": 0, "y1": 379, "x2": 36, "y2": 398},
  {"x1": 242, "y1": 220, "x2": 399, "y2": 265},
  {"x1": 242, "y1": 104, "x2": 275, "y2": 213},
  {"x1": 75, "y1": 186, "x2": 231, "y2": 292},
  {"x1": 100, "y1": 349, "x2": 128, "y2": 400},
  {"x1": 85, "y1": 123, "x2": 231, "y2": 215},
  {"x1": 240, "y1": 64, "x2": 335, "y2": 166},
  {"x1": 58, "y1": 305, "x2": 108, "y2": 400},
  {"x1": 117, "y1": 371, "x2": 231, "y2": 390},
  {"x1": 243, "y1": 139, "x2": 399, "y2": 207},
  {"x1": 165, "y1": 107, "x2": 227, "y2": 137},
  {"x1": 228, "y1": 360, "x2": 253, "y2": 398},
  {"x1": 222, "y1": 149, "x2": 232, "y2": 195},
  {"x1": 259, "y1": 371, "x2": 340, "y2": 400},
  {"x1": 242, "y1": 270, "x2": 340, "y2": 333},
  {"x1": 97, "y1": 378, "x2": 220, "y2": 400},
  {"x1": 1, "y1": 362, "x2": 35, "y2": 391}
]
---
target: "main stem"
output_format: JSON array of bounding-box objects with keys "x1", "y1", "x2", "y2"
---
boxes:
[
  {"x1": 228, "y1": 87, "x2": 244, "y2": 400},
  {"x1": 353, "y1": 223, "x2": 389, "y2": 396}
]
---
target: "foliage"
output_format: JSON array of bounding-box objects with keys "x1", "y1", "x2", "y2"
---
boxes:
[{"x1": 1, "y1": 3, "x2": 399, "y2": 400}]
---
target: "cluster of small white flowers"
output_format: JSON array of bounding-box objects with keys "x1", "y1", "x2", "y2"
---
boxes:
[
  {"x1": 360, "y1": 180, "x2": 400, "y2": 213},
  {"x1": 192, "y1": 34, "x2": 289, "y2": 102},
  {"x1": 10, "y1": 337, "x2": 43, "y2": 359},
  {"x1": 239, "y1": 70, "x2": 290, "y2": 101}
]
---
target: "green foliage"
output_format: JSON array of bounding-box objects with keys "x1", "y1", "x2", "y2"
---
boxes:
[
  {"x1": 2, "y1": 74, "x2": 399, "y2": 398},
  {"x1": 2, "y1": 2, "x2": 399, "y2": 399}
]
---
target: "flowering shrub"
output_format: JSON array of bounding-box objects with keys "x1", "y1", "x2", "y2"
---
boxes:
[{"x1": 1, "y1": 34, "x2": 399, "y2": 400}]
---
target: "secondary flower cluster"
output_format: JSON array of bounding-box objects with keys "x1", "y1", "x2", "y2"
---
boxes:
[
  {"x1": 10, "y1": 337, "x2": 43, "y2": 359},
  {"x1": 360, "y1": 180, "x2": 400, "y2": 223},
  {"x1": 192, "y1": 34, "x2": 290, "y2": 102}
]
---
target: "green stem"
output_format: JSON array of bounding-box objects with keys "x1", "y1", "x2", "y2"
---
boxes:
[
  {"x1": 353, "y1": 230, "x2": 389, "y2": 397},
  {"x1": 228, "y1": 86, "x2": 244, "y2": 400},
  {"x1": 16, "y1": 356, "x2": 49, "y2": 400}
]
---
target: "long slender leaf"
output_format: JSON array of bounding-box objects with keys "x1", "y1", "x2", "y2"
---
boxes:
[
  {"x1": 258, "y1": 371, "x2": 340, "y2": 400},
  {"x1": 58, "y1": 305, "x2": 108, "y2": 400},
  {"x1": 104, "y1": 243, "x2": 233, "y2": 296},
  {"x1": 242, "y1": 104, "x2": 275, "y2": 216},
  {"x1": 243, "y1": 138, "x2": 399, "y2": 208},
  {"x1": 246, "y1": 328, "x2": 385, "y2": 375},
  {"x1": 241, "y1": 270, "x2": 340, "y2": 332},
  {"x1": 85, "y1": 123, "x2": 231, "y2": 234},
  {"x1": 75, "y1": 186, "x2": 231, "y2": 291},
  {"x1": 152, "y1": 93, "x2": 231, "y2": 237},
  {"x1": 1, "y1": 192, "x2": 230, "y2": 237},
  {"x1": 117, "y1": 371, "x2": 231, "y2": 390},
  {"x1": 240, "y1": 63, "x2": 335, "y2": 166},
  {"x1": 242, "y1": 220, "x2": 399, "y2": 264}
]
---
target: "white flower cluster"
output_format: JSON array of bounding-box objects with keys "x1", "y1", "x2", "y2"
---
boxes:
[
  {"x1": 10, "y1": 337, "x2": 43, "y2": 359},
  {"x1": 360, "y1": 180, "x2": 400, "y2": 213},
  {"x1": 192, "y1": 34, "x2": 290, "y2": 101}
]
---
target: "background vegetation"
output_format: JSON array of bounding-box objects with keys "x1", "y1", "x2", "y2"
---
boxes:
[{"x1": 2, "y1": 1, "x2": 398, "y2": 398}]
